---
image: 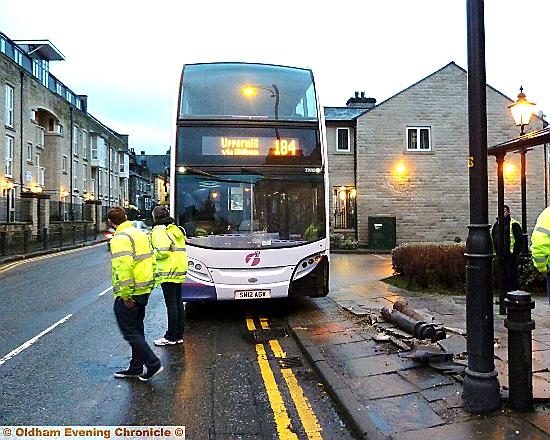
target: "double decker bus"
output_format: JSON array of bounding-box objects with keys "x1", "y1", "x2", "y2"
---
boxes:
[{"x1": 172, "y1": 62, "x2": 329, "y2": 301}]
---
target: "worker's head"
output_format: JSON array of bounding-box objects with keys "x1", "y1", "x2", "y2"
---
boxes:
[
  {"x1": 504, "y1": 205, "x2": 510, "y2": 218},
  {"x1": 152, "y1": 205, "x2": 170, "y2": 222},
  {"x1": 107, "y1": 206, "x2": 127, "y2": 228}
]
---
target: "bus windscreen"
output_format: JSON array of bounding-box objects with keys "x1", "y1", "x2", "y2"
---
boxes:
[{"x1": 179, "y1": 63, "x2": 318, "y2": 121}]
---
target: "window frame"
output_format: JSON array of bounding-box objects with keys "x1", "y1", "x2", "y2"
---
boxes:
[
  {"x1": 406, "y1": 126, "x2": 432, "y2": 152},
  {"x1": 336, "y1": 127, "x2": 350, "y2": 153},
  {"x1": 72, "y1": 125, "x2": 79, "y2": 156},
  {"x1": 5, "y1": 84, "x2": 14, "y2": 128},
  {"x1": 26, "y1": 142, "x2": 33, "y2": 163},
  {"x1": 5, "y1": 135, "x2": 14, "y2": 177}
]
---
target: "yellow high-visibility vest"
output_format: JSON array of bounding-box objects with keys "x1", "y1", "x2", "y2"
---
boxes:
[
  {"x1": 531, "y1": 207, "x2": 550, "y2": 273},
  {"x1": 110, "y1": 221, "x2": 155, "y2": 299},
  {"x1": 150, "y1": 224, "x2": 188, "y2": 284}
]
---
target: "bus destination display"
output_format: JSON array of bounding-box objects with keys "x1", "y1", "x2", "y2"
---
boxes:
[{"x1": 202, "y1": 136, "x2": 302, "y2": 157}]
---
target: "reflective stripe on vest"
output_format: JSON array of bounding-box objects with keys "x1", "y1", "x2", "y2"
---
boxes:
[
  {"x1": 534, "y1": 226, "x2": 550, "y2": 236},
  {"x1": 155, "y1": 271, "x2": 187, "y2": 277}
]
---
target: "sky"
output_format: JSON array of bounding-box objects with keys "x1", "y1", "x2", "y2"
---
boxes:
[{"x1": 1, "y1": 0, "x2": 549, "y2": 155}]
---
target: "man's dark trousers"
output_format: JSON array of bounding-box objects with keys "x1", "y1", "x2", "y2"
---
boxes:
[
  {"x1": 114, "y1": 294, "x2": 159, "y2": 371},
  {"x1": 161, "y1": 282, "x2": 184, "y2": 341},
  {"x1": 503, "y1": 253, "x2": 519, "y2": 293}
]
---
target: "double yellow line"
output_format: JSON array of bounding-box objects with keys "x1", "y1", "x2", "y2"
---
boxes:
[{"x1": 247, "y1": 315, "x2": 322, "y2": 440}]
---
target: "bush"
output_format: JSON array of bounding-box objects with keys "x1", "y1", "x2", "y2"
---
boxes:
[
  {"x1": 392, "y1": 242, "x2": 466, "y2": 291},
  {"x1": 518, "y1": 257, "x2": 546, "y2": 293},
  {"x1": 330, "y1": 233, "x2": 358, "y2": 250},
  {"x1": 392, "y1": 242, "x2": 546, "y2": 294}
]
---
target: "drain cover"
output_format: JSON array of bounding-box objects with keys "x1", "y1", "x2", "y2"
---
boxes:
[{"x1": 278, "y1": 357, "x2": 303, "y2": 369}]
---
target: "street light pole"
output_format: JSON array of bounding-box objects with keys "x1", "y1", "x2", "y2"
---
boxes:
[
  {"x1": 520, "y1": 149, "x2": 529, "y2": 255},
  {"x1": 463, "y1": 0, "x2": 501, "y2": 413}
]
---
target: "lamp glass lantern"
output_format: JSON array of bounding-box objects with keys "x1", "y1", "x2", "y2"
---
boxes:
[{"x1": 508, "y1": 86, "x2": 536, "y2": 135}]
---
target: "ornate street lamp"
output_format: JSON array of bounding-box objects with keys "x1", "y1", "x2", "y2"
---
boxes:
[
  {"x1": 509, "y1": 86, "x2": 536, "y2": 255},
  {"x1": 508, "y1": 86, "x2": 536, "y2": 135}
]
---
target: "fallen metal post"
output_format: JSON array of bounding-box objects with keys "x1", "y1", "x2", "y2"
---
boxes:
[
  {"x1": 504, "y1": 290, "x2": 535, "y2": 411},
  {"x1": 381, "y1": 307, "x2": 435, "y2": 341},
  {"x1": 393, "y1": 300, "x2": 447, "y2": 342}
]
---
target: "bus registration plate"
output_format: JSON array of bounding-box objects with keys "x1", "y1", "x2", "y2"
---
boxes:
[{"x1": 234, "y1": 289, "x2": 271, "y2": 299}]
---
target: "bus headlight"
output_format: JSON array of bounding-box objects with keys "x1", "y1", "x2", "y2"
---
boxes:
[
  {"x1": 292, "y1": 252, "x2": 325, "y2": 280},
  {"x1": 187, "y1": 257, "x2": 213, "y2": 283}
]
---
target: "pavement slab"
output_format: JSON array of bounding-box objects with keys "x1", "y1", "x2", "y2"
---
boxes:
[
  {"x1": 351, "y1": 373, "x2": 418, "y2": 400},
  {"x1": 367, "y1": 393, "x2": 445, "y2": 433}
]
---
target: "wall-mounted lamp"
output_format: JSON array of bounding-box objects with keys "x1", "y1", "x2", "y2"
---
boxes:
[
  {"x1": 394, "y1": 162, "x2": 407, "y2": 176},
  {"x1": 2, "y1": 180, "x2": 14, "y2": 195},
  {"x1": 504, "y1": 163, "x2": 515, "y2": 178},
  {"x1": 508, "y1": 86, "x2": 536, "y2": 135}
]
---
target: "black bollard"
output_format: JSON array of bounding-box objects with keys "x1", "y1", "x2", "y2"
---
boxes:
[{"x1": 504, "y1": 290, "x2": 535, "y2": 411}]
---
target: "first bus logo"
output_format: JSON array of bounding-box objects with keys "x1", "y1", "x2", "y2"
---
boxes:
[{"x1": 245, "y1": 251, "x2": 261, "y2": 266}]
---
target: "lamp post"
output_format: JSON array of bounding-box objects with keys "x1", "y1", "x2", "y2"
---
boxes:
[
  {"x1": 509, "y1": 87, "x2": 536, "y2": 255},
  {"x1": 463, "y1": 0, "x2": 501, "y2": 413},
  {"x1": 242, "y1": 84, "x2": 280, "y2": 119},
  {"x1": 508, "y1": 86, "x2": 536, "y2": 136}
]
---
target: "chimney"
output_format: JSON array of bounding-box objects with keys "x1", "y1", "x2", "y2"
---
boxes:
[{"x1": 346, "y1": 91, "x2": 377, "y2": 110}]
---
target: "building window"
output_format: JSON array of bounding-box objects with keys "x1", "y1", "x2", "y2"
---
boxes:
[
  {"x1": 82, "y1": 131, "x2": 87, "y2": 159},
  {"x1": 5, "y1": 84, "x2": 14, "y2": 127},
  {"x1": 336, "y1": 128, "x2": 350, "y2": 152},
  {"x1": 36, "y1": 126, "x2": 45, "y2": 148},
  {"x1": 62, "y1": 155, "x2": 67, "y2": 173},
  {"x1": 56, "y1": 82, "x2": 62, "y2": 95},
  {"x1": 83, "y1": 164, "x2": 87, "y2": 193},
  {"x1": 35, "y1": 153, "x2": 44, "y2": 186},
  {"x1": 72, "y1": 125, "x2": 78, "y2": 156},
  {"x1": 0, "y1": 37, "x2": 5, "y2": 54},
  {"x1": 5, "y1": 135, "x2": 14, "y2": 177},
  {"x1": 32, "y1": 59, "x2": 49, "y2": 87},
  {"x1": 73, "y1": 160, "x2": 78, "y2": 190},
  {"x1": 406, "y1": 127, "x2": 431, "y2": 151},
  {"x1": 26, "y1": 142, "x2": 33, "y2": 163},
  {"x1": 13, "y1": 48, "x2": 23, "y2": 65}
]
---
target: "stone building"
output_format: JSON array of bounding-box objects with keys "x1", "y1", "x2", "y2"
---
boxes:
[
  {"x1": 326, "y1": 62, "x2": 546, "y2": 247},
  {"x1": 0, "y1": 32, "x2": 129, "y2": 232}
]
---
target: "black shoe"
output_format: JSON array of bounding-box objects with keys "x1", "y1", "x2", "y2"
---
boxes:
[
  {"x1": 114, "y1": 368, "x2": 142, "y2": 378},
  {"x1": 139, "y1": 364, "x2": 163, "y2": 381}
]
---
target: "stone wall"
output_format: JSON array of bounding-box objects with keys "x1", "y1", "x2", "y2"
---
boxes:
[{"x1": 355, "y1": 62, "x2": 546, "y2": 246}]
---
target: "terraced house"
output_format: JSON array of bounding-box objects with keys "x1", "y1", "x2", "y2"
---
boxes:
[{"x1": 0, "y1": 32, "x2": 129, "y2": 234}]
